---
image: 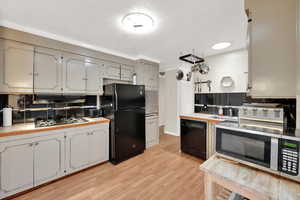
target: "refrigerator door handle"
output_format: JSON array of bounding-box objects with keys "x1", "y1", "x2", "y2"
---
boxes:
[{"x1": 114, "y1": 87, "x2": 118, "y2": 111}]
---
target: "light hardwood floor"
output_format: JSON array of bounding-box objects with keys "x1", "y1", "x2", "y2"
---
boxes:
[{"x1": 11, "y1": 134, "x2": 204, "y2": 200}]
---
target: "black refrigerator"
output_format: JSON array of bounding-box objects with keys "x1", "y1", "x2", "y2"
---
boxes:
[{"x1": 102, "y1": 84, "x2": 145, "y2": 164}]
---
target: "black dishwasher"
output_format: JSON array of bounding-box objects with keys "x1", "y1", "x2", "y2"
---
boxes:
[{"x1": 180, "y1": 119, "x2": 207, "y2": 160}]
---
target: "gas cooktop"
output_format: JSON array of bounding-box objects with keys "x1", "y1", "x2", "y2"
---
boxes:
[{"x1": 35, "y1": 117, "x2": 88, "y2": 128}]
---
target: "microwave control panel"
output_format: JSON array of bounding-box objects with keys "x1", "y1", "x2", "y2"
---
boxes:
[{"x1": 279, "y1": 139, "x2": 299, "y2": 176}]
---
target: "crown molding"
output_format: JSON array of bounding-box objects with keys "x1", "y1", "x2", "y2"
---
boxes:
[{"x1": 0, "y1": 20, "x2": 161, "y2": 63}]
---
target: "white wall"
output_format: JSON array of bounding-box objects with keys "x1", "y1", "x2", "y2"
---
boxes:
[
  {"x1": 160, "y1": 66, "x2": 194, "y2": 136},
  {"x1": 160, "y1": 49, "x2": 248, "y2": 135},
  {"x1": 159, "y1": 77, "x2": 165, "y2": 126},
  {"x1": 178, "y1": 65, "x2": 194, "y2": 115},
  {"x1": 163, "y1": 70, "x2": 180, "y2": 136},
  {"x1": 195, "y1": 49, "x2": 248, "y2": 93}
]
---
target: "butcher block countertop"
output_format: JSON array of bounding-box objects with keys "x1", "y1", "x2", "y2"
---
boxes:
[
  {"x1": 180, "y1": 113, "x2": 238, "y2": 123},
  {"x1": 0, "y1": 117, "x2": 110, "y2": 138},
  {"x1": 200, "y1": 155, "x2": 300, "y2": 200}
]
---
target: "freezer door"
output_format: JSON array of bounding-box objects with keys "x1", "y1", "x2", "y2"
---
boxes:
[
  {"x1": 112, "y1": 109, "x2": 145, "y2": 164},
  {"x1": 115, "y1": 84, "x2": 145, "y2": 109}
]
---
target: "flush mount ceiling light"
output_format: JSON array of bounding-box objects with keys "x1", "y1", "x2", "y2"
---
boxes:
[
  {"x1": 122, "y1": 12, "x2": 154, "y2": 33},
  {"x1": 212, "y1": 42, "x2": 232, "y2": 50}
]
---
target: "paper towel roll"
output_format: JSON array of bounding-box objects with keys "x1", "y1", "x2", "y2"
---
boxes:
[{"x1": 3, "y1": 108, "x2": 12, "y2": 127}]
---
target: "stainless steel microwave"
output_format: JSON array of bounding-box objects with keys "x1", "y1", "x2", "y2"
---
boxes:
[{"x1": 215, "y1": 124, "x2": 300, "y2": 182}]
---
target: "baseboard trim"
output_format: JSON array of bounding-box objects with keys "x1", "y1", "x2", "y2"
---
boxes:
[{"x1": 164, "y1": 131, "x2": 179, "y2": 137}]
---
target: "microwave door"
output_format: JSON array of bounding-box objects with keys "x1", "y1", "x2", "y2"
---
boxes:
[{"x1": 216, "y1": 128, "x2": 272, "y2": 168}]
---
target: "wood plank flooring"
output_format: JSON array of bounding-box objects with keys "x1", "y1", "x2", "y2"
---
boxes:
[{"x1": 11, "y1": 134, "x2": 205, "y2": 200}]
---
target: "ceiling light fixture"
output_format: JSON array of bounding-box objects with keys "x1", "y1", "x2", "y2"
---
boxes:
[
  {"x1": 122, "y1": 12, "x2": 154, "y2": 33},
  {"x1": 212, "y1": 42, "x2": 232, "y2": 50}
]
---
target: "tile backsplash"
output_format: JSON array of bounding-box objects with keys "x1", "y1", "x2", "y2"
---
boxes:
[
  {"x1": 3, "y1": 95, "x2": 98, "y2": 125},
  {"x1": 195, "y1": 93, "x2": 247, "y2": 106}
]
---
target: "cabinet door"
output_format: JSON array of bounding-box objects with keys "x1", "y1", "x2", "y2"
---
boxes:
[
  {"x1": 89, "y1": 129, "x2": 109, "y2": 164},
  {"x1": 121, "y1": 65, "x2": 134, "y2": 81},
  {"x1": 34, "y1": 48, "x2": 62, "y2": 94},
  {"x1": 246, "y1": 0, "x2": 297, "y2": 97},
  {"x1": 0, "y1": 40, "x2": 34, "y2": 93},
  {"x1": 146, "y1": 117, "x2": 159, "y2": 148},
  {"x1": 64, "y1": 55, "x2": 86, "y2": 93},
  {"x1": 86, "y1": 62, "x2": 101, "y2": 94},
  {"x1": 0, "y1": 140, "x2": 34, "y2": 196},
  {"x1": 147, "y1": 66, "x2": 159, "y2": 91},
  {"x1": 67, "y1": 130, "x2": 90, "y2": 172},
  {"x1": 104, "y1": 62, "x2": 120, "y2": 80},
  {"x1": 34, "y1": 135, "x2": 64, "y2": 186},
  {"x1": 151, "y1": 66, "x2": 159, "y2": 91},
  {"x1": 137, "y1": 62, "x2": 159, "y2": 91}
]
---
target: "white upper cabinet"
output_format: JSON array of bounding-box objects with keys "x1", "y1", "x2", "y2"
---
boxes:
[
  {"x1": 63, "y1": 53, "x2": 103, "y2": 95},
  {"x1": 34, "y1": 47, "x2": 63, "y2": 94},
  {"x1": 148, "y1": 66, "x2": 159, "y2": 91},
  {"x1": 246, "y1": 0, "x2": 297, "y2": 98},
  {"x1": 136, "y1": 60, "x2": 159, "y2": 91},
  {"x1": 86, "y1": 62, "x2": 103, "y2": 95},
  {"x1": 33, "y1": 135, "x2": 65, "y2": 186},
  {"x1": 0, "y1": 139, "x2": 34, "y2": 197},
  {"x1": 121, "y1": 65, "x2": 134, "y2": 82},
  {"x1": 0, "y1": 40, "x2": 34, "y2": 93},
  {"x1": 104, "y1": 62, "x2": 121, "y2": 80},
  {"x1": 64, "y1": 54, "x2": 86, "y2": 94}
]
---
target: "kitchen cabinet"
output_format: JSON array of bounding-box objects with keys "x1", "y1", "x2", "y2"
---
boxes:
[
  {"x1": 0, "y1": 40, "x2": 34, "y2": 93},
  {"x1": 136, "y1": 60, "x2": 159, "y2": 91},
  {"x1": 66, "y1": 125, "x2": 109, "y2": 174},
  {"x1": 67, "y1": 130, "x2": 90, "y2": 170},
  {"x1": 146, "y1": 116, "x2": 159, "y2": 148},
  {"x1": 63, "y1": 53, "x2": 103, "y2": 95},
  {"x1": 0, "y1": 122, "x2": 109, "y2": 199},
  {"x1": 33, "y1": 136, "x2": 65, "y2": 186},
  {"x1": 245, "y1": 0, "x2": 297, "y2": 98},
  {"x1": 34, "y1": 47, "x2": 63, "y2": 94},
  {"x1": 0, "y1": 139, "x2": 34, "y2": 197},
  {"x1": 89, "y1": 128, "x2": 109, "y2": 164},
  {"x1": 104, "y1": 62, "x2": 121, "y2": 80},
  {"x1": 64, "y1": 54, "x2": 86, "y2": 94},
  {"x1": 86, "y1": 62, "x2": 104, "y2": 95},
  {"x1": 0, "y1": 133, "x2": 64, "y2": 198},
  {"x1": 121, "y1": 65, "x2": 134, "y2": 82}
]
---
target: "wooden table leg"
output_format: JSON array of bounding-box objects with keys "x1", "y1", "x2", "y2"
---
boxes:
[{"x1": 204, "y1": 173, "x2": 215, "y2": 200}]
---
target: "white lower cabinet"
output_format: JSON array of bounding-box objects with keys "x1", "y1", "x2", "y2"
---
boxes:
[
  {"x1": 0, "y1": 139, "x2": 34, "y2": 197},
  {"x1": 0, "y1": 133, "x2": 64, "y2": 198},
  {"x1": 66, "y1": 125, "x2": 109, "y2": 174},
  {"x1": 146, "y1": 116, "x2": 159, "y2": 148},
  {"x1": 33, "y1": 135, "x2": 65, "y2": 186},
  {"x1": 89, "y1": 128, "x2": 109, "y2": 164},
  {"x1": 0, "y1": 123, "x2": 109, "y2": 199},
  {"x1": 67, "y1": 130, "x2": 90, "y2": 171}
]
